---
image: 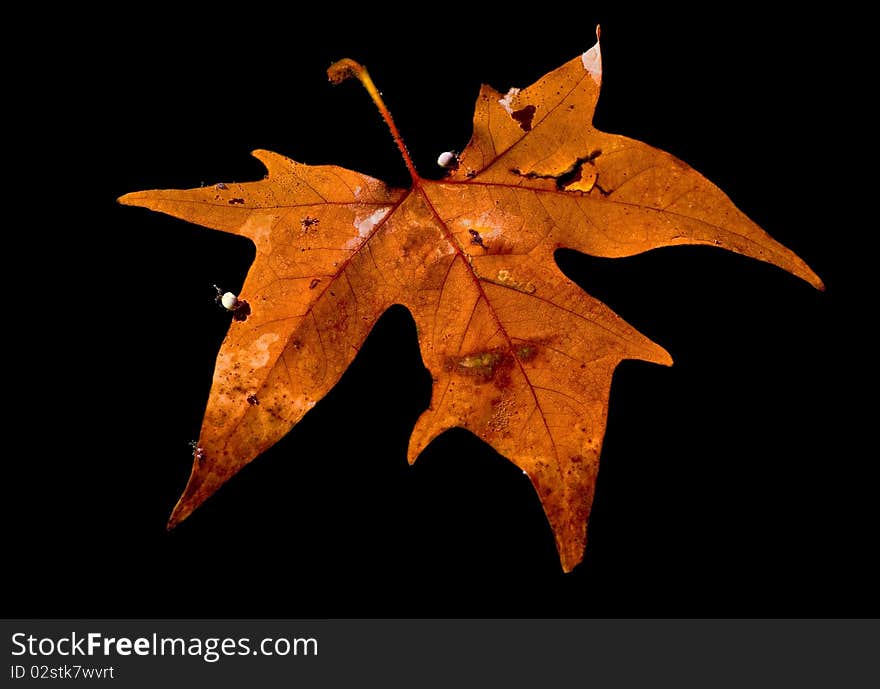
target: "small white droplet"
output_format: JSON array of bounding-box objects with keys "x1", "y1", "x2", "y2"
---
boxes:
[
  {"x1": 437, "y1": 151, "x2": 458, "y2": 169},
  {"x1": 221, "y1": 292, "x2": 239, "y2": 311}
]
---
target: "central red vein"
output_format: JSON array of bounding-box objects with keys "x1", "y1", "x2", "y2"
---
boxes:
[{"x1": 329, "y1": 56, "x2": 562, "y2": 468}]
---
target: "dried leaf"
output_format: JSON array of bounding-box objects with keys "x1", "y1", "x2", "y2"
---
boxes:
[{"x1": 119, "y1": 30, "x2": 822, "y2": 572}]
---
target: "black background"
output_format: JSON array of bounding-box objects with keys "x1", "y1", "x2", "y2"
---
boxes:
[{"x1": 9, "y1": 7, "x2": 871, "y2": 617}]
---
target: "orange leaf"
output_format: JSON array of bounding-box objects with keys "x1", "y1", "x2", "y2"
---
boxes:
[{"x1": 119, "y1": 30, "x2": 822, "y2": 573}]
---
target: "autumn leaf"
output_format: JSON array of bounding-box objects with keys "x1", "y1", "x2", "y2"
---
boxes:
[{"x1": 119, "y1": 29, "x2": 822, "y2": 573}]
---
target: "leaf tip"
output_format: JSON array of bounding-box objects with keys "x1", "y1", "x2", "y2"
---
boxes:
[
  {"x1": 166, "y1": 503, "x2": 189, "y2": 531},
  {"x1": 167, "y1": 487, "x2": 201, "y2": 530},
  {"x1": 560, "y1": 556, "x2": 581, "y2": 574},
  {"x1": 642, "y1": 340, "x2": 674, "y2": 368},
  {"x1": 581, "y1": 25, "x2": 602, "y2": 84},
  {"x1": 249, "y1": 148, "x2": 288, "y2": 177},
  {"x1": 117, "y1": 190, "x2": 159, "y2": 210},
  {"x1": 556, "y1": 529, "x2": 586, "y2": 574},
  {"x1": 407, "y1": 413, "x2": 443, "y2": 465},
  {"x1": 788, "y1": 255, "x2": 825, "y2": 292},
  {"x1": 117, "y1": 191, "x2": 139, "y2": 207}
]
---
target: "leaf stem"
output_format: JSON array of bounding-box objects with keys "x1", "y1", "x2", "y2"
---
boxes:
[{"x1": 328, "y1": 58, "x2": 420, "y2": 183}]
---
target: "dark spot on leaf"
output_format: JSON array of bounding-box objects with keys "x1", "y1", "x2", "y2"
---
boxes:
[
  {"x1": 511, "y1": 104, "x2": 536, "y2": 131},
  {"x1": 232, "y1": 300, "x2": 251, "y2": 321},
  {"x1": 228, "y1": 198, "x2": 245, "y2": 205},
  {"x1": 516, "y1": 344, "x2": 537, "y2": 361},
  {"x1": 264, "y1": 405, "x2": 284, "y2": 420},
  {"x1": 309, "y1": 278, "x2": 321, "y2": 289},
  {"x1": 592, "y1": 180, "x2": 611, "y2": 196},
  {"x1": 445, "y1": 349, "x2": 509, "y2": 384},
  {"x1": 246, "y1": 394, "x2": 259, "y2": 406},
  {"x1": 468, "y1": 229, "x2": 487, "y2": 249},
  {"x1": 301, "y1": 216, "x2": 320, "y2": 232},
  {"x1": 510, "y1": 149, "x2": 604, "y2": 190},
  {"x1": 401, "y1": 232, "x2": 431, "y2": 258},
  {"x1": 570, "y1": 454, "x2": 584, "y2": 464}
]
